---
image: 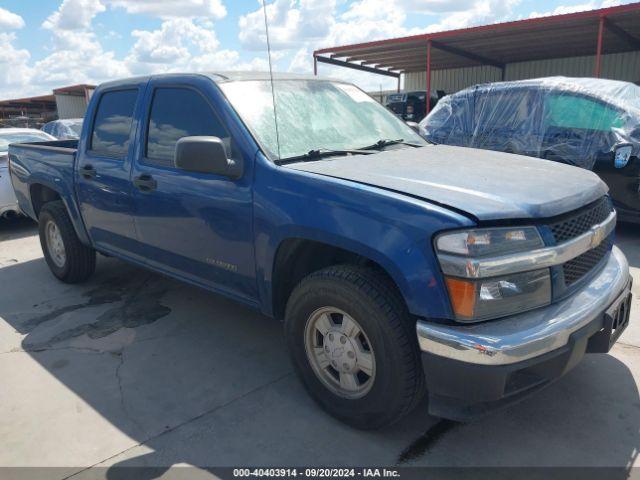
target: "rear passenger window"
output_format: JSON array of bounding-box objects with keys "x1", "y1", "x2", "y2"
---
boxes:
[
  {"x1": 146, "y1": 88, "x2": 229, "y2": 165},
  {"x1": 90, "y1": 89, "x2": 138, "y2": 157},
  {"x1": 543, "y1": 94, "x2": 624, "y2": 131}
]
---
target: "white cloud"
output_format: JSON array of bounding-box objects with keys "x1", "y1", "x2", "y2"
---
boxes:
[
  {"x1": 529, "y1": 0, "x2": 622, "y2": 18},
  {"x1": 0, "y1": 6, "x2": 25, "y2": 30},
  {"x1": 42, "y1": 0, "x2": 106, "y2": 31},
  {"x1": 35, "y1": 0, "x2": 129, "y2": 90},
  {"x1": 0, "y1": 33, "x2": 33, "y2": 97},
  {"x1": 0, "y1": 8, "x2": 31, "y2": 97},
  {"x1": 126, "y1": 18, "x2": 267, "y2": 74},
  {"x1": 108, "y1": 0, "x2": 227, "y2": 19},
  {"x1": 423, "y1": 0, "x2": 521, "y2": 33},
  {"x1": 126, "y1": 18, "x2": 219, "y2": 71},
  {"x1": 34, "y1": 30, "x2": 128, "y2": 85},
  {"x1": 396, "y1": 0, "x2": 477, "y2": 14},
  {"x1": 239, "y1": 0, "x2": 336, "y2": 50}
]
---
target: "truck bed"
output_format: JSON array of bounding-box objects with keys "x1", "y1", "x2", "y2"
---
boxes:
[
  {"x1": 11, "y1": 139, "x2": 78, "y2": 153},
  {"x1": 8, "y1": 140, "x2": 79, "y2": 221}
]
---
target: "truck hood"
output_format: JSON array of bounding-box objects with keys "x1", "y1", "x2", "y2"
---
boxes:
[{"x1": 287, "y1": 145, "x2": 608, "y2": 221}]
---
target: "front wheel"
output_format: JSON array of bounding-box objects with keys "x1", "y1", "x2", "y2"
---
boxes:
[
  {"x1": 38, "y1": 201, "x2": 96, "y2": 283},
  {"x1": 284, "y1": 265, "x2": 425, "y2": 429}
]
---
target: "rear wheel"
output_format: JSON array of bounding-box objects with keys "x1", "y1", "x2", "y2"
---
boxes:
[
  {"x1": 285, "y1": 265, "x2": 425, "y2": 429},
  {"x1": 38, "y1": 201, "x2": 96, "y2": 283}
]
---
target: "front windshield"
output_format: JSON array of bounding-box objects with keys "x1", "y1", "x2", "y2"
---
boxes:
[
  {"x1": 220, "y1": 79, "x2": 426, "y2": 160},
  {"x1": 0, "y1": 132, "x2": 53, "y2": 153}
]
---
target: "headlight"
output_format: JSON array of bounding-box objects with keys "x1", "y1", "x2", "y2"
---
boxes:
[
  {"x1": 444, "y1": 269, "x2": 551, "y2": 322},
  {"x1": 436, "y1": 226, "x2": 544, "y2": 256},
  {"x1": 435, "y1": 227, "x2": 551, "y2": 322}
]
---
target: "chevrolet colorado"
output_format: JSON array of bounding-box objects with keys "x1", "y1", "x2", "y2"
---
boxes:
[{"x1": 8, "y1": 72, "x2": 632, "y2": 428}]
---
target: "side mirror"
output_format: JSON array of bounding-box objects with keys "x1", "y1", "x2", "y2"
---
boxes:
[
  {"x1": 406, "y1": 121, "x2": 420, "y2": 133},
  {"x1": 175, "y1": 136, "x2": 243, "y2": 179},
  {"x1": 613, "y1": 142, "x2": 633, "y2": 169}
]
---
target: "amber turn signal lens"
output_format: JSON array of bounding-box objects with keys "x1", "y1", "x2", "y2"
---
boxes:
[{"x1": 445, "y1": 277, "x2": 476, "y2": 319}]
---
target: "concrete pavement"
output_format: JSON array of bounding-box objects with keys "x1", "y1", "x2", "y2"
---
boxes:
[{"x1": 0, "y1": 217, "x2": 639, "y2": 478}]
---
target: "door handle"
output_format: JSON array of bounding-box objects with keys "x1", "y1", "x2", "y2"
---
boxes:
[
  {"x1": 133, "y1": 174, "x2": 157, "y2": 192},
  {"x1": 80, "y1": 164, "x2": 97, "y2": 179}
]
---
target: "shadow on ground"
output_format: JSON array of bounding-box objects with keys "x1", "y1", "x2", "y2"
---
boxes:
[
  {"x1": 616, "y1": 223, "x2": 640, "y2": 269},
  {"x1": 0, "y1": 223, "x2": 639, "y2": 478},
  {"x1": 0, "y1": 216, "x2": 36, "y2": 242}
]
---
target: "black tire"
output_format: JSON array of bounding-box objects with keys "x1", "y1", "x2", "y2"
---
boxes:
[
  {"x1": 284, "y1": 265, "x2": 425, "y2": 429},
  {"x1": 38, "y1": 201, "x2": 96, "y2": 283}
]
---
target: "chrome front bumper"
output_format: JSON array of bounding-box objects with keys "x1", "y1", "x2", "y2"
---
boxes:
[{"x1": 417, "y1": 246, "x2": 630, "y2": 366}]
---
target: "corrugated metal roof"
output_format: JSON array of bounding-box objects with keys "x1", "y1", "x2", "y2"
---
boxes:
[
  {"x1": 314, "y1": 2, "x2": 640, "y2": 73},
  {"x1": 52, "y1": 84, "x2": 95, "y2": 95}
]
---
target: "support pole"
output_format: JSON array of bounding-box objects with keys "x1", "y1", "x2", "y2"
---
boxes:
[
  {"x1": 594, "y1": 16, "x2": 605, "y2": 77},
  {"x1": 397, "y1": 76, "x2": 400, "y2": 93},
  {"x1": 426, "y1": 40, "x2": 432, "y2": 115},
  {"x1": 313, "y1": 55, "x2": 317, "y2": 76}
]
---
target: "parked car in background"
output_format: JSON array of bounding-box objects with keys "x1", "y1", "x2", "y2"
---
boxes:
[
  {"x1": 385, "y1": 90, "x2": 440, "y2": 122},
  {"x1": 0, "y1": 128, "x2": 55, "y2": 218},
  {"x1": 8, "y1": 72, "x2": 632, "y2": 427},
  {"x1": 419, "y1": 77, "x2": 640, "y2": 223},
  {"x1": 42, "y1": 118, "x2": 83, "y2": 140}
]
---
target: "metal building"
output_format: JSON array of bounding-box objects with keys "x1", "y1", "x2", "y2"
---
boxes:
[
  {"x1": 314, "y1": 2, "x2": 640, "y2": 114},
  {"x1": 53, "y1": 84, "x2": 95, "y2": 119},
  {"x1": 0, "y1": 94, "x2": 57, "y2": 127},
  {"x1": 0, "y1": 83, "x2": 95, "y2": 126}
]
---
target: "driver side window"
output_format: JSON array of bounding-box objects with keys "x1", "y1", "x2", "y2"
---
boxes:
[{"x1": 145, "y1": 87, "x2": 231, "y2": 167}]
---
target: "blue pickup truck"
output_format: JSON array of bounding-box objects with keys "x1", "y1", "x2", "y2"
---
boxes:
[{"x1": 8, "y1": 72, "x2": 633, "y2": 428}]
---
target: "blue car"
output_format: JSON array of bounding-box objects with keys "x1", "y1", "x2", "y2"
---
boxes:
[{"x1": 420, "y1": 77, "x2": 640, "y2": 223}]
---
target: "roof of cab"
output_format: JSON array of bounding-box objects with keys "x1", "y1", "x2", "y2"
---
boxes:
[
  {"x1": 95, "y1": 71, "x2": 340, "y2": 90},
  {"x1": 99, "y1": 71, "x2": 341, "y2": 89},
  {"x1": 205, "y1": 71, "x2": 327, "y2": 82}
]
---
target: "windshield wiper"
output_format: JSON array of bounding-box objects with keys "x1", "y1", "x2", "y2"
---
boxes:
[
  {"x1": 360, "y1": 138, "x2": 424, "y2": 150},
  {"x1": 274, "y1": 147, "x2": 374, "y2": 165}
]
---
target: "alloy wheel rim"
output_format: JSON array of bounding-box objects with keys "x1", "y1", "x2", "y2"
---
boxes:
[
  {"x1": 304, "y1": 307, "x2": 376, "y2": 399},
  {"x1": 45, "y1": 220, "x2": 66, "y2": 268}
]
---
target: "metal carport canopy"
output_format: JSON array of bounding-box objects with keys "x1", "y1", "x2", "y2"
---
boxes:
[{"x1": 313, "y1": 2, "x2": 640, "y2": 112}]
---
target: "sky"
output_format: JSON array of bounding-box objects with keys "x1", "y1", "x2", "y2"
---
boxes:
[{"x1": 0, "y1": 0, "x2": 632, "y2": 99}]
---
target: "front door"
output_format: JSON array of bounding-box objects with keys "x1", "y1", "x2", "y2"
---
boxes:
[
  {"x1": 76, "y1": 85, "x2": 145, "y2": 258},
  {"x1": 130, "y1": 79, "x2": 256, "y2": 304}
]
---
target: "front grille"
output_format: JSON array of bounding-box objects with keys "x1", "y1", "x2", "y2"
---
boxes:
[
  {"x1": 563, "y1": 234, "x2": 613, "y2": 286},
  {"x1": 543, "y1": 196, "x2": 614, "y2": 287},
  {"x1": 548, "y1": 196, "x2": 612, "y2": 244}
]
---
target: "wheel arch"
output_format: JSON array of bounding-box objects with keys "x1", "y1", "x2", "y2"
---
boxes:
[
  {"x1": 270, "y1": 235, "x2": 409, "y2": 321},
  {"x1": 29, "y1": 183, "x2": 63, "y2": 218},
  {"x1": 28, "y1": 181, "x2": 91, "y2": 246}
]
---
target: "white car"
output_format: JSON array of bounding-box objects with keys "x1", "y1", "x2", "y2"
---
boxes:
[{"x1": 1, "y1": 128, "x2": 56, "y2": 218}]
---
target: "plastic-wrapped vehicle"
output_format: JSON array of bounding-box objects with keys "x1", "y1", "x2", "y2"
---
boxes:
[
  {"x1": 419, "y1": 77, "x2": 640, "y2": 223},
  {"x1": 42, "y1": 118, "x2": 84, "y2": 140}
]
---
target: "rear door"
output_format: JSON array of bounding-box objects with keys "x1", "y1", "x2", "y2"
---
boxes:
[
  {"x1": 76, "y1": 83, "x2": 146, "y2": 258},
  {"x1": 130, "y1": 76, "x2": 256, "y2": 303}
]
